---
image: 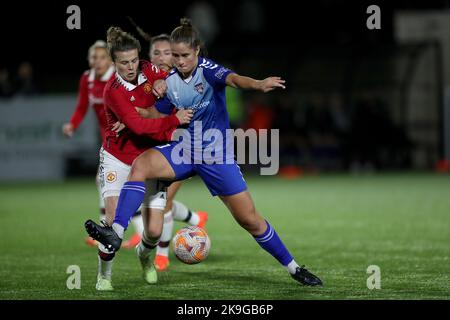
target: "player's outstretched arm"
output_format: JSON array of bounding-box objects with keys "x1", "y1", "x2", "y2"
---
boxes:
[
  {"x1": 106, "y1": 89, "x2": 191, "y2": 138},
  {"x1": 111, "y1": 109, "x2": 193, "y2": 136},
  {"x1": 225, "y1": 73, "x2": 286, "y2": 93},
  {"x1": 63, "y1": 73, "x2": 90, "y2": 137}
]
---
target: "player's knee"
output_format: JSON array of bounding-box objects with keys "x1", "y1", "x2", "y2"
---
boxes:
[
  {"x1": 130, "y1": 157, "x2": 151, "y2": 181},
  {"x1": 145, "y1": 223, "x2": 162, "y2": 239},
  {"x1": 239, "y1": 219, "x2": 260, "y2": 234},
  {"x1": 236, "y1": 210, "x2": 261, "y2": 233}
]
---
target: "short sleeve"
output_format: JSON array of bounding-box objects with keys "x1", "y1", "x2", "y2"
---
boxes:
[
  {"x1": 200, "y1": 58, "x2": 235, "y2": 89},
  {"x1": 155, "y1": 95, "x2": 174, "y2": 115}
]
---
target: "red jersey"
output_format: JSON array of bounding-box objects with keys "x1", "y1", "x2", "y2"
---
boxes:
[
  {"x1": 69, "y1": 66, "x2": 115, "y2": 141},
  {"x1": 103, "y1": 60, "x2": 179, "y2": 165}
]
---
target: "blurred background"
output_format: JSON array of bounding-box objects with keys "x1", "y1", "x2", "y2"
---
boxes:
[
  {"x1": 1, "y1": 0, "x2": 450, "y2": 301},
  {"x1": 1, "y1": 0, "x2": 450, "y2": 181}
]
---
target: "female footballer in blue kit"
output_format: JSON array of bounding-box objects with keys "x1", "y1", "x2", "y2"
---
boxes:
[{"x1": 87, "y1": 18, "x2": 322, "y2": 286}]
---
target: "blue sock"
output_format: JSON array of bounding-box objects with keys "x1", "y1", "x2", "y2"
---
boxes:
[
  {"x1": 113, "y1": 182, "x2": 146, "y2": 230},
  {"x1": 254, "y1": 220, "x2": 294, "y2": 266}
]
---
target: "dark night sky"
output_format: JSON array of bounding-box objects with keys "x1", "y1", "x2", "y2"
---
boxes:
[{"x1": 1, "y1": 0, "x2": 448, "y2": 90}]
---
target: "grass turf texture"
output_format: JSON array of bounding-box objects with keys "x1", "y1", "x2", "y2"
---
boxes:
[{"x1": 0, "y1": 173, "x2": 449, "y2": 300}]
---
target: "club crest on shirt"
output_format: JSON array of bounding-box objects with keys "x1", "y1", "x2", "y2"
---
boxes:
[
  {"x1": 143, "y1": 83, "x2": 152, "y2": 94},
  {"x1": 194, "y1": 82, "x2": 204, "y2": 94},
  {"x1": 106, "y1": 171, "x2": 117, "y2": 183}
]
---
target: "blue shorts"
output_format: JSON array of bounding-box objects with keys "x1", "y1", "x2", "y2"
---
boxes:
[{"x1": 154, "y1": 142, "x2": 247, "y2": 196}]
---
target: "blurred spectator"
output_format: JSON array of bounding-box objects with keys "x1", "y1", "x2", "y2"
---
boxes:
[
  {"x1": 14, "y1": 61, "x2": 40, "y2": 96},
  {"x1": 304, "y1": 93, "x2": 341, "y2": 170},
  {"x1": 329, "y1": 92, "x2": 351, "y2": 168},
  {"x1": 329, "y1": 93, "x2": 350, "y2": 135},
  {"x1": 348, "y1": 91, "x2": 379, "y2": 172},
  {"x1": 346, "y1": 90, "x2": 411, "y2": 172},
  {"x1": 224, "y1": 63, "x2": 245, "y2": 129},
  {"x1": 186, "y1": 1, "x2": 219, "y2": 46},
  {"x1": 226, "y1": 86, "x2": 245, "y2": 129},
  {"x1": 0, "y1": 66, "x2": 14, "y2": 98},
  {"x1": 273, "y1": 94, "x2": 308, "y2": 168},
  {"x1": 244, "y1": 93, "x2": 274, "y2": 130}
]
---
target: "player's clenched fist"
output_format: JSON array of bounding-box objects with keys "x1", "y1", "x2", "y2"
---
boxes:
[
  {"x1": 152, "y1": 79, "x2": 167, "y2": 99},
  {"x1": 175, "y1": 109, "x2": 194, "y2": 125},
  {"x1": 62, "y1": 123, "x2": 75, "y2": 138}
]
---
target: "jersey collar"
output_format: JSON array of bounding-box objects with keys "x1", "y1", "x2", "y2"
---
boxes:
[
  {"x1": 115, "y1": 71, "x2": 148, "y2": 91},
  {"x1": 88, "y1": 65, "x2": 115, "y2": 82},
  {"x1": 175, "y1": 58, "x2": 200, "y2": 84},
  {"x1": 88, "y1": 68, "x2": 95, "y2": 82},
  {"x1": 101, "y1": 65, "x2": 115, "y2": 81}
]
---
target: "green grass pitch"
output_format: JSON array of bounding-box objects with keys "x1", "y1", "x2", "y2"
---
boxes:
[{"x1": 0, "y1": 173, "x2": 449, "y2": 300}]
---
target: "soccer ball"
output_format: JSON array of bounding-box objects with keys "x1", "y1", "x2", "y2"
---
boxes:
[{"x1": 172, "y1": 226, "x2": 211, "y2": 264}]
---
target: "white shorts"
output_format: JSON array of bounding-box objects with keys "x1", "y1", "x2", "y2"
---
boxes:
[{"x1": 98, "y1": 147, "x2": 167, "y2": 209}]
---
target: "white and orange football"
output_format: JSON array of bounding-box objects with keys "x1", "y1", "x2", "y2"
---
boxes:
[{"x1": 172, "y1": 226, "x2": 211, "y2": 264}]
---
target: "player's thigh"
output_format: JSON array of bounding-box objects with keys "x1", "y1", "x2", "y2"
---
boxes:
[
  {"x1": 130, "y1": 148, "x2": 176, "y2": 181},
  {"x1": 167, "y1": 181, "x2": 182, "y2": 201},
  {"x1": 166, "y1": 181, "x2": 183, "y2": 210},
  {"x1": 220, "y1": 190, "x2": 255, "y2": 219},
  {"x1": 99, "y1": 147, "x2": 132, "y2": 223}
]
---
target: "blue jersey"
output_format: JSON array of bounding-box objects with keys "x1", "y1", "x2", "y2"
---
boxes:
[
  {"x1": 156, "y1": 57, "x2": 234, "y2": 158},
  {"x1": 154, "y1": 57, "x2": 247, "y2": 196}
]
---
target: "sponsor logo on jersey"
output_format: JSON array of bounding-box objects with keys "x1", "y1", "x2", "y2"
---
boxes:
[
  {"x1": 190, "y1": 100, "x2": 210, "y2": 111},
  {"x1": 143, "y1": 83, "x2": 152, "y2": 94},
  {"x1": 106, "y1": 171, "x2": 117, "y2": 183},
  {"x1": 89, "y1": 94, "x2": 104, "y2": 105},
  {"x1": 215, "y1": 67, "x2": 229, "y2": 80}
]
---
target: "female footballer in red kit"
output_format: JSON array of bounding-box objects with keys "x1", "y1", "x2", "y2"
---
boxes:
[
  {"x1": 62, "y1": 40, "x2": 145, "y2": 249},
  {"x1": 88, "y1": 27, "x2": 192, "y2": 290}
]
